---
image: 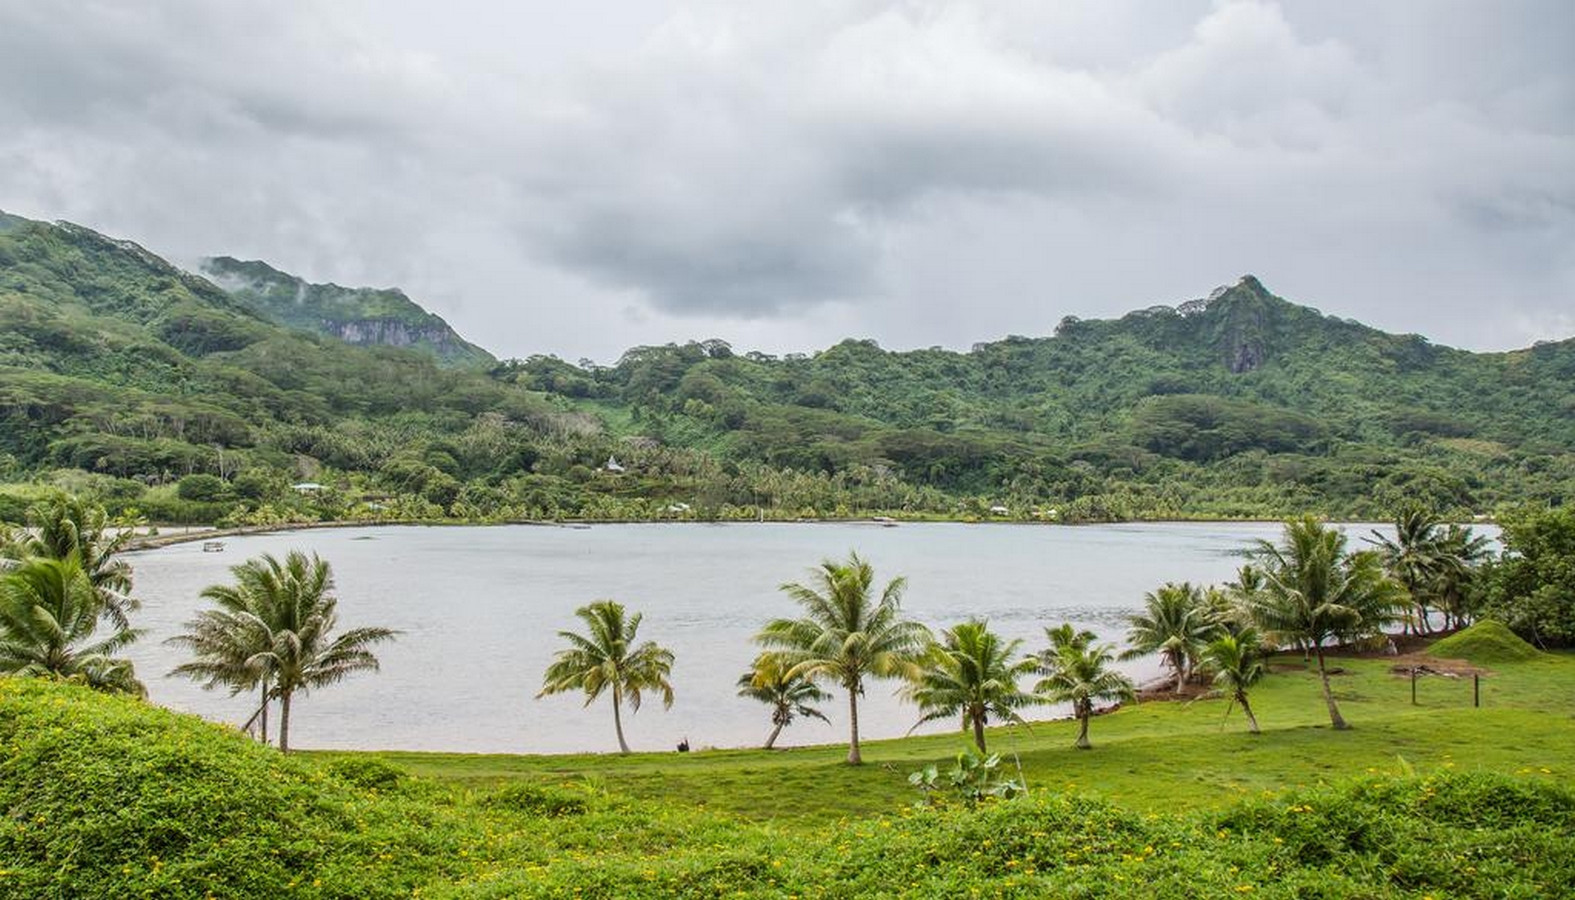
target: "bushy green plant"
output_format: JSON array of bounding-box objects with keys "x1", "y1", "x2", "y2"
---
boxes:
[{"x1": 908, "y1": 747, "x2": 1026, "y2": 808}]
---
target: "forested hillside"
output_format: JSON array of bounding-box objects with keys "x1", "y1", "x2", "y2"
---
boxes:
[
  {"x1": 201, "y1": 256, "x2": 494, "y2": 368},
  {"x1": 1, "y1": 210, "x2": 1571, "y2": 524}
]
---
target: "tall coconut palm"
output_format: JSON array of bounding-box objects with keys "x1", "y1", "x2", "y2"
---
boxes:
[
  {"x1": 172, "y1": 551, "x2": 397, "y2": 752},
  {"x1": 1200, "y1": 628, "x2": 1269, "y2": 734},
  {"x1": 1120, "y1": 582, "x2": 1215, "y2": 693},
  {"x1": 1368, "y1": 506, "x2": 1449, "y2": 634},
  {"x1": 0, "y1": 555, "x2": 144, "y2": 695},
  {"x1": 1433, "y1": 524, "x2": 1492, "y2": 629},
  {"x1": 1251, "y1": 517, "x2": 1405, "y2": 730},
  {"x1": 904, "y1": 619, "x2": 1037, "y2": 753},
  {"x1": 1, "y1": 495, "x2": 136, "y2": 629},
  {"x1": 539, "y1": 600, "x2": 675, "y2": 755},
  {"x1": 736, "y1": 652, "x2": 831, "y2": 750},
  {"x1": 755, "y1": 552, "x2": 930, "y2": 765},
  {"x1": 1034, "y1": 627, "x2": 1134, "y2": 750}
]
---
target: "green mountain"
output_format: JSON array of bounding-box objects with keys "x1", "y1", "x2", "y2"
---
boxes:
[
  {"x1": 200, "y1": 256, "x2": 494, "y2": 368},
  {"x1": 0, "y1": 210, "x2": 1571, "y2": 524}
]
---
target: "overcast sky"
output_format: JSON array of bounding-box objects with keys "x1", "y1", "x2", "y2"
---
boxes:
[{"x1": 1, "y1": 1, "x2": 1570, "y2": 362}]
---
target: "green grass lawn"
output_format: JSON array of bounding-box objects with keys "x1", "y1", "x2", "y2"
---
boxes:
[{"x1": 328, "y1": 649, "x2": 1575, "y2": 825}]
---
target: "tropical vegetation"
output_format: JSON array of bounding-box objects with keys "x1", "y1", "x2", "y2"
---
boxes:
[
  {"x1": 904, "y1": 618, "x2": 1037, "y2": 752},
  {"x1": 539, "y1": 600, "x2": 676, "y2": 754},
  {"x1": 756, "y1": 552, "x2": 930, "y2": 764},
  {"x1": 1200, "y1": 627, "x2": 1270, "y2": 733},
  {"x1": 735, "y1": 652, "x2": 832, "y2": 749},
  {"x1": 169, "y1": 551, "x2": 398, "y2": 752},
  {"x1": 5, "y1": 211, "x2": 1575, "y2": 530},
  {"x1": 0, "y1": 556, "x2": 143, "y2": 694},
  {"x1": 1121, "y1": 582, "x2": 1215, "y2": 693},
  {"x1": 1034, "y1": 625, "x2": 1136, "y2": 749},
  {"x1": 1248, "y1": 517, "x2": 1407, "y2": 729}
]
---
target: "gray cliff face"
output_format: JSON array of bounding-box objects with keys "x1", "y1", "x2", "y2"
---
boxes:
[
  {"x1": 199, "y1": 255, "x2": 496, "y2": 367},
  {"x1": 327, "y1": 318, "x2": 465, "y2": 352}
]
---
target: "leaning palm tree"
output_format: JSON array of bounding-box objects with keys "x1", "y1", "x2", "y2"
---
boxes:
[
  {"x1": 0, "y1": 555, "x2": 144, "y2": 695},
  {"x1": 539, "y1": 600, "x2": 675, "y2": 755},
  {"x1": 1251, "y1": 517, "x2": 1405, "y2": 730},
  {"x1": 1121, "y1": 582, "x2": 1215, "y2": 694},
  {"x1": 736, "y1": 652, "x2": 832, "y2": 750},
  {"x1": 172, "y1": 551, "x2": 397, "y2": 752},
  {"x1": 756, "y1": 552, "x2": 930, "y2": 765},
  {"x1": 1034, "y1": 627, "x2": 1134, "y2": 750},
  {"x1": 1200, "y1": 628, "x2": 1269, "y2": 734},
  {"x1": 1, "y1": 495, "x2": 136, "y2": 628},
  {"x1": 168, "y1": 574, "x2": 279, "y2": 743},
  {"x1": 904, "y1": 619, "x2": 1037, "y2": 753}
]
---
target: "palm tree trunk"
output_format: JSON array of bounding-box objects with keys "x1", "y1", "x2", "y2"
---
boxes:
[
  {"x1": 846, "y1": 688, "x2": 862, "y2": 765},
  {"x1": 1075, "y1": 702, "x2": 1092, "y2": 750},
  {"x1": 972, "y1": 712, "x2": 987, "y2": 754},
  {"x1": 278, "y1": 689, "x2": 292, "y2": 753},
  {"x1": 1313, "y1": 644, "x2": 1348, "y2": 730},
  {"x1": 259, "y1": 682, "x2": 269, "y2": 745},
  {"x1": 1172, "y1": 652, "x2": 1186, "y2": 694},
  {"x1": 612, "y1": 686, "x2": 631, "y2": 755},
  {"x1": 763, "y1": 718, "x2": 785, "y2": 750},
  {"x1": 1238, "y1": 691, "x2": 1260, "y2": 734}
]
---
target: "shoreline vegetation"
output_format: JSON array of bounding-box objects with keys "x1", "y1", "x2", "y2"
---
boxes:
[{"x1": 4, "y1": 493, "x2": 1573, "y2": 898}]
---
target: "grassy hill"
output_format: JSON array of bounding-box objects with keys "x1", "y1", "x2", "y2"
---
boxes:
[
  {"x1": 2, "y1": 210, "x2": 1573, "y2": 526},
  {"x1": 3, "y1": 646, "x2": 1571, "y2": 898}
]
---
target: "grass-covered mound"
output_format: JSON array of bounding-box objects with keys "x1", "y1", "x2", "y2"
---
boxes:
[
  {"x1": 1428, "y1": 620, "x2": 1542, "y2": 664},
  {"x1": 3, "y1": 676, "x2": 1574, "y2": 898}
]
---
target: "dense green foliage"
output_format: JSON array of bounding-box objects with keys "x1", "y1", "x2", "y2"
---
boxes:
[
  {"x1": 5, "y1": 675, "x2": 1572, "y2": 898},
  {"x1": 1475, "y1": 505, "x2": 1575, "y2": 646},
  {"x1": 3, "y1": 212, "x2": 1574, "y2": 526}
]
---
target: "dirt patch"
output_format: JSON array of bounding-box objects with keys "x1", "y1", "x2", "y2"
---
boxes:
[
  {"x1": 1387, "y1": 653, "x2": 1489, "y2": 678},
  {"x1": 1135, "y1": 680, "x2": 1216, "y2": 703}
]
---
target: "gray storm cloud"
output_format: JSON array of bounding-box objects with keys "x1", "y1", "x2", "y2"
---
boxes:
[{"x1": 0, "y1": 0, "x2": 1570, "y2": 360}]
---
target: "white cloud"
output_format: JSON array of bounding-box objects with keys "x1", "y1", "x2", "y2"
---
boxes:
[{"x1": 0, "y1": 0, "x2": 1569, "y2": 361}]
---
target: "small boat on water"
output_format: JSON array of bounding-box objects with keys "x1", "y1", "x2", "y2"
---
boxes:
[
  {"x1": 202, "y1": 541, "x2": 225, "y2": 552},
  {"x1": 870, "y1": 516, "x2": 899, "y2": 527}
]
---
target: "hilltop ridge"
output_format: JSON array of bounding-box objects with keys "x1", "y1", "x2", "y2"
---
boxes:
[
  {"x1": 201, "y1": 256, "x2": 494, "y2": 368},
  {"x1": 1, "y1": 209, "x2": 1572, "y2": 524}
]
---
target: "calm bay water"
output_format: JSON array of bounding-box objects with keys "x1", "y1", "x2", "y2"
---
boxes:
[{"x1": 122, "y1": 521, "x2": 1386, "y2": 755}]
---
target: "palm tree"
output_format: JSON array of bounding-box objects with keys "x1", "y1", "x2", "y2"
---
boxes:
[
  {"x1": 1200, "y1": 628, "x2": 1268, "y2": 734},
  {"x1": 1433, "y1": 524, "x2": 1492, "y2": 629},
  {"x1": 1251, "y1": 517, "x2": 1405, "y2": 730},
  {"x1": 736, "y1": 652, "x2": 831, "y2": 750},
  {"x1": 171, "y1": 552, "x2": 397, "y2": 752},
  {"x1": 755, "y1": 552, "x2": 930, "y2": 765},
  {"x1": 1034, "y1": 627, "x2": 1134, "y2": 750},
  {"x1": 1041, "y1": 623, "x2": 1098, "y2": 655},
  {"x1": 1120, "y1": 582, "x2": 1215, "y2": 693},
  {"x1": 168, "y1": 570, "x2": 279, "y2": 743},
  {"x1": 539, "y1": 600, "x2": 674, "y2": 755},
  {"x1": 904, "y1": 619, "x2": 1037, "y2": 753},
  {"x1": 0, "y1": 555, "x2": 144, "y2": 695},
  {"x1": 1368, "y1": 506, "x2": 1449, "y2": 634},
  {"x1": 1, "y1": 495, "x2": 136, "y2": 628}
]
